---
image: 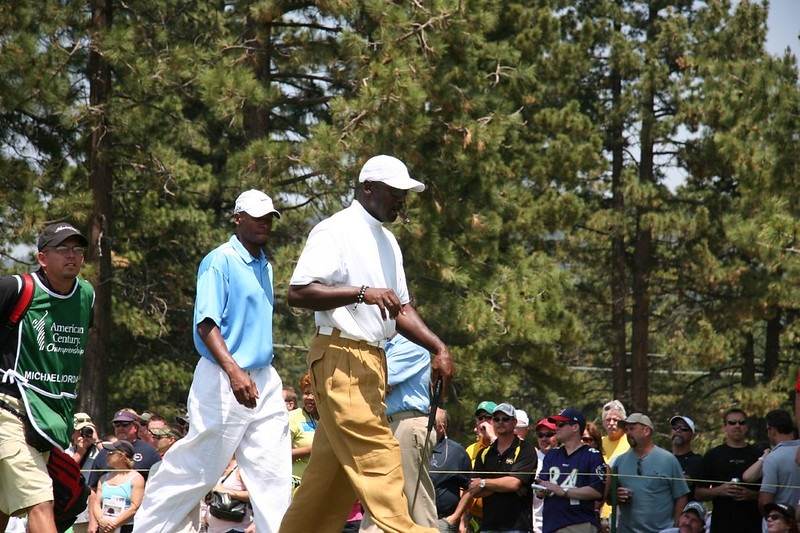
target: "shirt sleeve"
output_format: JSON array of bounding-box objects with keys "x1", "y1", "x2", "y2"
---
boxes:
[
  {"x1": 670, "y1": 455, "x2": 691, "y2": 498},
  {"x1": 289, "y1": 226, "x2": 346, "y2": 287},
  {"x1": 510, "y1": 442, "x2": 537, "y2": 484},
  {"x1": 457, "y1": 447, "x2": 472, "y2": 489},
  {"x1": 587, "y1": 451, "x2": 607, "y2": 493},
  {"x1": 538, "y1": 451, "x2": 551, "y2": 482},
  {"x1": 760, "y1": 455, "x2": 778, "y2": 495},
  {"x1": 194, "y1": 260, "x2": 229, "y2": 328}
]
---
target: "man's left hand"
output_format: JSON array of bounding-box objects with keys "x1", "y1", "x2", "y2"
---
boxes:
[{"x1": 431, "y1": 346, "x2": 455, "y2": 399}]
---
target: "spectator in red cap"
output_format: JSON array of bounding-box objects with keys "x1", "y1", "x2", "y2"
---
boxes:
[{"x1": 533, "y1": 417, "x2": 559, "y2": 533}]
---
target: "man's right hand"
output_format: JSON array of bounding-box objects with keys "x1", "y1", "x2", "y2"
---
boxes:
[
  {"x1": 477, "y1": 421, "x2": 496, "y2": 445},
  {"x1": 716, "y1": 482, "x2": 746, "y2": 499},
  {"x1": 227, "y1": 366, "x2": 259, "y2": 409}
]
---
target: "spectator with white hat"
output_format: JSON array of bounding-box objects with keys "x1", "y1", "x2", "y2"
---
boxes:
[
  {"x1": 514, "y1": 409, "x2": 530, "y2": 440},
  {"x1": 670, "y1": 415, "x2": 702, "y2": 501}
]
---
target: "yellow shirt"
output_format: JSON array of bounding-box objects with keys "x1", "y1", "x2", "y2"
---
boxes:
[
  {"x1": 600, "y1": 434, "x2": 630, "y2": 519},
  {"x1": 464, "y1": 440, "x2": 490, "y2": 518}
]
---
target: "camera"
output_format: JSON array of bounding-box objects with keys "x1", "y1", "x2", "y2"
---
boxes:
[{"x1": 79, "y1": 426, "x2": 94, "y2": 438}]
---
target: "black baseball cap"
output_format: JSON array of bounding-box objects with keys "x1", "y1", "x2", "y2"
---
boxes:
[{"x1": 37, "y1": 223, "x2": 88, "y2": 251}]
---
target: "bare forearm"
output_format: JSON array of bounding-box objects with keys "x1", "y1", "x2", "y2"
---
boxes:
[
  {"x1": 673, "y1": 495, "x2": 688, "y2": 525},
  {"x1": 197, "y1": 319, "x2": 238, "y2": 373},
  {"x1": 396, "y1": 305, "x2": 446, "y2": 355},
  {"x1": 288, "y1": 283, "x2": 362, "y2": 310}
]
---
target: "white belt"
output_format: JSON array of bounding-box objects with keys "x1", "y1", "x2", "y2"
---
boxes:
[{"x1": 316, "y1": 326, "x2": 386, "y2": 349}]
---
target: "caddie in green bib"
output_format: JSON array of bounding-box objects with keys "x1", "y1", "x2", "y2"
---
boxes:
[{"x1": 7, "y1": 275, "x2": 94, "y2": 448}]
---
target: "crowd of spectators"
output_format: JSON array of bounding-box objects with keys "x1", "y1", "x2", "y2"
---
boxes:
[
  {"x1": 425, "y1": 399, "x2": 800, "y2": 533},
  {"x1": 6, "y1": 391, "x2": 800, "y2": 533}
]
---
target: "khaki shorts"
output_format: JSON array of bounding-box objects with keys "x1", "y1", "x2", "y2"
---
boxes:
[{"x1": 0, "y1": 394, "x2": 53, "y2": 516}]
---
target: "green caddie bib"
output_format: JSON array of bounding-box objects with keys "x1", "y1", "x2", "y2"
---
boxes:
[{"x1": 7, "y1": 274, "x2": 94, "y2": 448}]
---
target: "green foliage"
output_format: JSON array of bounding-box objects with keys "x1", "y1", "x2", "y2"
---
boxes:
[{"x1": 1, "y1": 0, "x2": 799, "y2": 439}]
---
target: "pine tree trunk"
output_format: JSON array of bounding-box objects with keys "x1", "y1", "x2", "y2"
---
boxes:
[
  {"x1": 610, "y1": 54, "x2": 628, "y2": 402},
  {"x1": 742, "y1": 332, "x2": 756, "y2": 387},
  {"x1": 763, "y1": 313, "x2": 781, "y2": 382},
  {"x1": 80, "y1": 0, "x2": 113, "y2": 424}
]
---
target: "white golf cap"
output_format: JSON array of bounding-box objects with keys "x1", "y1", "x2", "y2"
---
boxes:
[
  {"x1": 234, "y1": 190, "x2": 281, "y2": 218},
  {"x1": 358, "y1": 155, "x2": 425, "y2": 192}
]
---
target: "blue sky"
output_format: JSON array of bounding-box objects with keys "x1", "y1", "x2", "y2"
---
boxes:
[{"x1": 765, "y1": 0, "x2": 799, "y2": 58}]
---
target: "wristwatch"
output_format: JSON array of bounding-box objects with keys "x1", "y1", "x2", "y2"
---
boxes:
[
  {"x1": 479, "y1": 479, "x2": 486, "y2": 489},
  {"x1": 563, "y1": 487, "x2": 571, "y2": 498}
]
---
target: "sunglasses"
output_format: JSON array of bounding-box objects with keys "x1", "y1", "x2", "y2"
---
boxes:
[
  {"x1": 493, "y1": 416, "x2": 512, "y2": 423},
  {"x1": 113, "y1": 421, "x2": 133, "y2": 428},
  {"x1": 149, "y1": 431, "x2": 172, "y2": 440},
  {"x1": 48, "y1": 245, "x2": 86, "y2": 255},
  {"x1": 766, "y1": 513, "x2": 785, "y2": 521},
  {"x1": 726, "y1": 419, "x2": 747, "y2": 426},
  {"x1": 476, "y1": 414, "x2": 493, "y2": 421},
  {"x1": 637, "y1": 457, "x2": 645, "y2": 476},
  {"x1": 581, "y1": 436, "x2": 595, "y2": 444},
  {"x1": 555, "y1": 421, "x2": 573, "y2": 428},
  {"x1": 537, "y1": 432, "x2": 555, "y2": 439},
  {"x1": 672, "y1": 425, "x2": 691, "y2": 432}
]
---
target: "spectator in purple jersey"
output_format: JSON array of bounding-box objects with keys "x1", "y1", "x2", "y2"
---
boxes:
[{"x1": 536, "y1": 407, "x2": 605, "y2": 533}]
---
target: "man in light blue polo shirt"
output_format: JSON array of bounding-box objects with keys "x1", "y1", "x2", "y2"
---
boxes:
[{"x1": 133, "y1": 190, "x2": 291, "y2": 533}]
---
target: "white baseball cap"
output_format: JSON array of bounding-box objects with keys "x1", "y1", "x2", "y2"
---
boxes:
[
  {"x1": 358, "y1": 155, "x2": 425, "y2": 192},
  {"x1": 234, "y1": 190, "x2": 281, "y2": 219},
  {"x1": 670, "y1": 415, "x2": 696, "y2": 433},
  {"x1": 515, "y1": 410, "x2": 530, "y2": 428}
]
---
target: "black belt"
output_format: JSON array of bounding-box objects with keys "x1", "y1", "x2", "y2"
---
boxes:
[
  {"x1": 0, "y1": 397, "x2": 25, "y2": 420},
  {"x1": 0, "y1": 376, "x2": 21, "y2": 398}
]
